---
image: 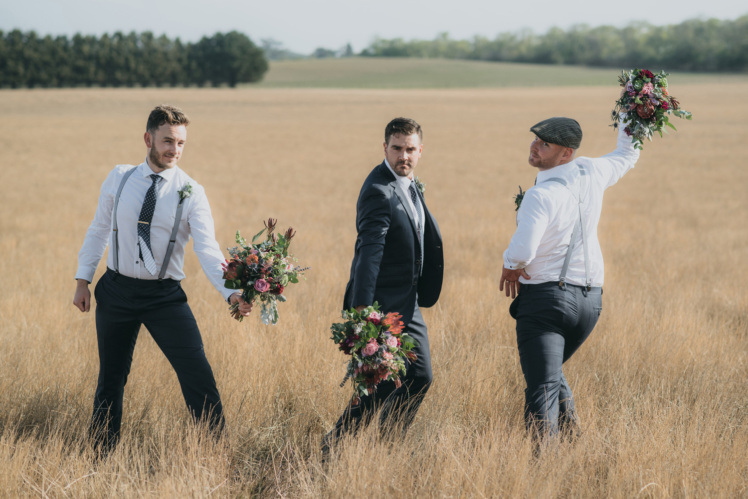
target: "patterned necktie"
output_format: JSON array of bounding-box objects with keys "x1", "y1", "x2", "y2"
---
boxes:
[
  {"x1": 409, "y1": 182, "x2": 424, "y2": 271},
  {"x1": 408, "y1": 182, "x2": 422, "y2": 230},
  {"x1": 137, "y1": 174, "x2": 162, "y2": 275}
]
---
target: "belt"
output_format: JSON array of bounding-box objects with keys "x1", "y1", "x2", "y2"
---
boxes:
[
  {"x1": 105, "y1": 268, "x2": 179, "y2": 286},
  {"x1": 521, "y1": 281, "x2": 602, "y2": 295}
]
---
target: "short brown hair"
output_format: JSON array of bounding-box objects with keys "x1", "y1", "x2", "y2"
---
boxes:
[
  {"x1": 385, "y1": 117, "x2": 422, "y2": 144},
  {"x1": 146, "y1": 104, "x2": 190, "y2": 134}
]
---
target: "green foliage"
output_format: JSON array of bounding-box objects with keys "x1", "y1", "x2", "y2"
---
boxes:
[
  {"x1": 0, "y1": 30, "x2": 268, "y2": 89},
  {"x1": 360, "y1": 16, "x2": 748, "y2": 72}
]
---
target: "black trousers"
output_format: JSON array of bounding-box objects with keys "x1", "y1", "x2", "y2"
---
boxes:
[
  {"x1": 510, "y1": 282, "x2": 602, "y2": 436},
  {"x1": 90, "y1": 269, "x2": 224, "y2": 449},
  {"x1": 329, "y1": 305, "x2": 433, "y2": 440}
]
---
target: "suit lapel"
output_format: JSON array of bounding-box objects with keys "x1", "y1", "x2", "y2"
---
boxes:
[{"x1": 380, "y1": 162, "x2": 419, "y2": 236}]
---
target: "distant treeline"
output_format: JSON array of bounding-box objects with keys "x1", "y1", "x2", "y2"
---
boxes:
[
  {"x1": 0, "y1": 30, "x2": 268, "y2": 88},
  {"x1": 361, "y1": 16, "x2": 748, "y2": 72}
]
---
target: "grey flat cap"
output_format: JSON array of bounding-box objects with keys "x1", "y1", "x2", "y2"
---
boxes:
[{"x1": 530, "y1": 117, "x2": 583, "y2": 149}]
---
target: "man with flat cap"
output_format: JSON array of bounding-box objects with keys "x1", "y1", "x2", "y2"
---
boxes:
[{"x1": 500, "y1": 115, "x2": 639, "y2": 439}]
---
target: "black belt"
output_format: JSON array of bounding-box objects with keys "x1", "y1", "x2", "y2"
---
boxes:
[{"x1": 105, "y1": 268, "x2": 179, "y2": 286}]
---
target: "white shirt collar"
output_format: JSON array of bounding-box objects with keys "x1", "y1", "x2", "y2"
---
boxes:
[{"x1": 141, "y1": 158, "x2": 178, "y2": 183}]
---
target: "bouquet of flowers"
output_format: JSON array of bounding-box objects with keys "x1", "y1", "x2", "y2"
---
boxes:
[
  {"x1": 612, "y1": 68, "x2": 692, "y2": 149},
  {"x1": 223, "y1": 218, "x2": 307, "y2": 325},
  {"x1": 330, "y1": 303, "x2": 417, "y2": 404}
]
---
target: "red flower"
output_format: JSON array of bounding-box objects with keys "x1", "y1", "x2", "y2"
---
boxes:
[
  {"x1": 339, "y1": 334, "x2": 359, "y2": 355},
  {"x1": 641, "y1": 69, "x2": 654, "y2": 79},
  {"x1": 271, "y1": 284, "x2": 285, "y2": 295},
  {"x1": 636, "y1": 101, "x2": 656, "y2": 119},
  {"x1": 367, "y1": 311, "x2": 382, "y2": 326},
  {"x1": 223, "y1": 259, "x2": 243, "y2": 280},
  {"x1": 661, "y1": 101, "x2": 669, "y2": 111}
]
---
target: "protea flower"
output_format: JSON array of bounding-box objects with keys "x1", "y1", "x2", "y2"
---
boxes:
[{"x1": 636, "y1": 101, "x2": 656, "y2": 119}]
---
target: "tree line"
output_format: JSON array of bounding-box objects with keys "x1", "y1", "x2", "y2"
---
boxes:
[
  {"x1": 360, "y1": 16, "x2": 748, "y2": 72},
  {"x1": 0, "y1": 30, "x2": 268, "y2": 88}
]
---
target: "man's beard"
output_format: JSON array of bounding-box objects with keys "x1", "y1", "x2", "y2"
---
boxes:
[{"x1": 149, "y1": 148, "x2": 172, "y2": 170}]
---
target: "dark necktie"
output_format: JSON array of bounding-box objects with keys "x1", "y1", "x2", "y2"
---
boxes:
[
  {"x1": 137, "y1": 174, "x2": 161, "y2": 275},
  {"x1": 409, "y1": 182, "x2": 424, "y2": 271},
  {"x1": 408, "y1": 183, "x2": 422, "y2": 230}
]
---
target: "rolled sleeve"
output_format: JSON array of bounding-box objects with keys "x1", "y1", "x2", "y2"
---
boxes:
[{"x1": 503, "y1": 189, "x2": 550, "y2": 269}]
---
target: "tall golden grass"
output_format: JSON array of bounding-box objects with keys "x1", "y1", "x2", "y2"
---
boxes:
[{"x1": 0, "y1": 84, "x2": 746, "y2": 497}]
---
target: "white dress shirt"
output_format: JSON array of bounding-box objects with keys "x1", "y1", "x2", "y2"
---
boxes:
[
  {"x1": 503, "y1": 125, "x2": 640, "y2": 287},
  {"x1": 76, "y1": 160, "x2": 235, "y2": 301}
]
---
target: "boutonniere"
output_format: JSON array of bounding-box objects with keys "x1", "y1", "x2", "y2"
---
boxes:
[
  {"x1": 178, "y1": 183, "x2": 193, "y2": 202},
  {"x1": 414, "y1": 176, "x2": 426, "y2": 196},
  {"x1": 514, "y1": 185, "x2": 525, "y2": 212}
]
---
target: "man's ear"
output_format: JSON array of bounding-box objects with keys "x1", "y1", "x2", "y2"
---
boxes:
[
  {"x1": 563, "y1": 147, "x2": 575, "y2": 162},
  {"x1": 144, "y1": 131, "x2": 153, "y2": 149}
]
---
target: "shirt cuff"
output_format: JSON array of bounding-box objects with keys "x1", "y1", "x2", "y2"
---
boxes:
[
  {"x1": 223, "y1": 289, "x2": 239, "y2": 303},
  {"x1": 74, "y1": 268, "x2": 96, "y2": 283}
]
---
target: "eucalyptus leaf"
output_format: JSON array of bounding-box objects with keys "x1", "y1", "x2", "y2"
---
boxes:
[{"x1": 251, "y1": 227, "x2": 266, "y2": 243}]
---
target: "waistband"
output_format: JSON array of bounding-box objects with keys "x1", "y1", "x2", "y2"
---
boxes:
[
  {"x1": 105, "y1": 268, "x2": 179, "y2": 286},
  {"x1": 521, "y1": 281, "x2": 602, "y2": 293}
]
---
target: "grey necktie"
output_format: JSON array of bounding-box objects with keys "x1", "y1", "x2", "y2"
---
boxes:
[
  {"x1": 137, "y1": 174, "x2": 161, "y2": 275},
  {"x1": 409, "y1": 183, "x2": 421, "y2": 224},
  {"x1": 409, "y1": 182, "x2": 424, "y2": 272}
]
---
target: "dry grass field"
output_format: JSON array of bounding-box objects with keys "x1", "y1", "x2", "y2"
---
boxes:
[{"x1": 0, "y1": 82, "x2": 746, "y2": 497}]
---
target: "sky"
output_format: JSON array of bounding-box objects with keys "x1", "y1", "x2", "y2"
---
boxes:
[{"x1": 1, "y1": 0, "x2": 745, "y2": 54}]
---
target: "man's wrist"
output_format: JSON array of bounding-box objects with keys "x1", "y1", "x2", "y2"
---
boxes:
[{"x1": 76, "y1": 278, "x2": 90, "y2": 287}]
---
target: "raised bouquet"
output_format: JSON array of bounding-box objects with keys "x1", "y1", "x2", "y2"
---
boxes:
[
  {"x1": 223, "y1": 218, "x2": 307, "y2": 325},
  {"x1": 612, "y1": 68, "x2": 692, "y2": 149},
  {"x1": 330, "y1": 303, "x2": 417, "y2": 404}
]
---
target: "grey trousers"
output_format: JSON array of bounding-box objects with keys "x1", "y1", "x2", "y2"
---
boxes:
[{"x1": 510, "y1": 282, "x2": 602, "y2": 436}]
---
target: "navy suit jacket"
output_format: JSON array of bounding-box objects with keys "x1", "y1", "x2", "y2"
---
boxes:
[{"x1": 343, "y1": 162, "x2": 444, "y2": 326}]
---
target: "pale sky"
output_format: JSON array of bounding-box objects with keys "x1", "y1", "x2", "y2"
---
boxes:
[{"x1": 1, "y1": 0, "x2": 745, "y2": 54}]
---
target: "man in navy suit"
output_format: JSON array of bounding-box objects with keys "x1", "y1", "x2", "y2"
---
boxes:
[{"x1": 324, "y1": 117, "x2": 444, "y2": 452}]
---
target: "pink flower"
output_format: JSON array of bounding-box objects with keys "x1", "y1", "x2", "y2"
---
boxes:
[
  {"x1": 382, "y1": 351, "x2": 393, "y2": 361},
  {"x1": 361, "y1": 339, "x2": 378, "y2": 357},
  {"x1": 385, "y1": 336, "x2": 398, "y2": 348},
  {"x1": 640, "y1": 82, "x2": 654, "y2": 95},
  {"x1": 254, "y1": 279, "x2": 270, "y2": 293},
  {"x1": 367, "y1": 311, "x2": 382, "y2": 325}
]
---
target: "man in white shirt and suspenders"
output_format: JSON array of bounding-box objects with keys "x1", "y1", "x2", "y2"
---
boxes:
[
  {"x1": 73, "y1": 105, "x2": 252, "y2": 454},
  {"x1": 500, "y1": 116, "x2": 639, "y2": 440}
]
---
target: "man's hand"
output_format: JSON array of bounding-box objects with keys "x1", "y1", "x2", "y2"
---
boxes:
[
  {"x1": 500, "y1": 266, "x2": 531, "y2": 299},
  {"x1": 229, "y1": 293, "x2": 253, "y2": 320},
  {"x1": 73, "y1": 279, "x2": 91, "y2": 312}
]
